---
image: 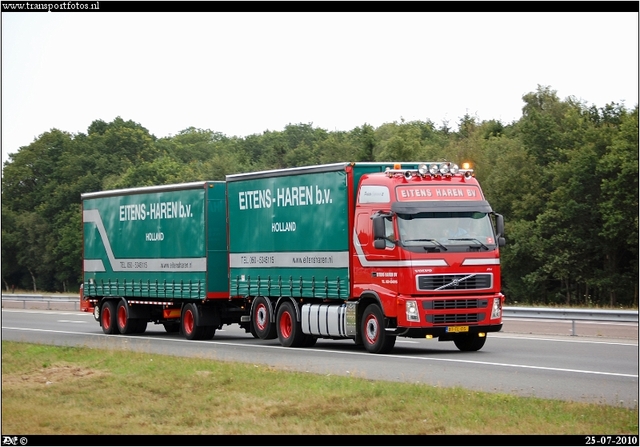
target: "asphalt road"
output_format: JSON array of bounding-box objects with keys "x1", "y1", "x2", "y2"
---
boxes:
[{"x1": 2, "y1": 307, "x2": 638, "y2": 409}]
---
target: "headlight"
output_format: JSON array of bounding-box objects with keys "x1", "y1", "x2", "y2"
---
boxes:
[
  {"x1": 491, "y1": 297, "x2": 501, "y2": 319},
  {"x1": 450, "y1": 163, "x2": 459, "y2": 175},
  {"x1": 418, "y1": 163, "x2": 428, "y2": 175},
  {"x1": 429, "y1": 164, "x2": 439, "y2": 175},
  {"x1": 439, "y1": 164, "x2": 450, "y2": 175},
  {"x1": 406, "y1": 300, "x2": 420, "y2": 322}
]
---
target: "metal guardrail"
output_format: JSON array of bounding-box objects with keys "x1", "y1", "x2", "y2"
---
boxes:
[
  {"x1": 1, "y1": 294, "x2": 80, "y2": 311},
  {"x1": 503, "y1": 306, "x2": 639, "y2": 322},
  {"x1": 503, "y1": 306, "x2": 638, "y2": 336},
  {"x1": 2, "y1": 294, "x2": 638, "y2": 335}
]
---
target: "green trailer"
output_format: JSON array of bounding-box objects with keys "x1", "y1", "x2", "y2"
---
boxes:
[
  {"x1": 227, "y1": 163, "x2": 351, "y2": 301},
  {"x1": 82, "y1": 181, "x2": 236, "y2": 339}
]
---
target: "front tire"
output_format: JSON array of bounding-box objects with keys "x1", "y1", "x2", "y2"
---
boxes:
[
  {"x1": 361, "y1": 304, "x2": 396, "y2": 354},
  {"x1": 453, "y1": 334, "x2": 486, "y2": 351},
  {"x1": 276, "y1": 301, "x2": 305, "y2": 347},
  {"x1": 252, "y1": 296, "x2": 277, "y2": 340},
  {"x1": 101, "y1": 300, "x2": 117, "y2": 335}
]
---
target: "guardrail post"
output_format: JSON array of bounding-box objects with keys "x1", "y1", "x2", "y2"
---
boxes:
[{"x1": 571, "y1": 320, "x2": 576, "y2": 336}]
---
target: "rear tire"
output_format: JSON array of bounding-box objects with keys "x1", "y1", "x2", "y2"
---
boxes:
[
  {"x1": 116, "y1": 300, "x2": 136, "y2": 335},
  {"x1": 453, "y1": 334, "x2": 486, "y2": 351},
  {"x1": 182, "y1": 303, "x2": 203, "y2": 340},
  {"x1": 101, "y1": 300, "x2": 117, "y2": 335},
  {"x1": 361, "y1": 304, "x2": 396, "y2": 354},
  {"x1": 252, "y1": 296, "x2": 277, "y2": 340},
  {"x1": 276, "y1": 301, "x2": 305, "y2": 347}
]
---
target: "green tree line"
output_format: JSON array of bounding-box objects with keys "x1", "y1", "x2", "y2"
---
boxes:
[{"x1": 2, "y1": 86, "x2": 638, "y2": 307}]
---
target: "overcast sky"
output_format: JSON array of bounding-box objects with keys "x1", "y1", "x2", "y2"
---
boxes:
[{"x1": 2, "y1": 10, "x2": 638, "y2": 167}]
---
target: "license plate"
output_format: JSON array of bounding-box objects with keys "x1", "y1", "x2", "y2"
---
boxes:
[{"x1": 446, "y1": 326, "x2": 469, "y2": 333}]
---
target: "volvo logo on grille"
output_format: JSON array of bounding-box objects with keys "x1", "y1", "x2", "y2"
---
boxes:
[{"x1": 417, "y1": 273, "x2": 492, "y2": 291}]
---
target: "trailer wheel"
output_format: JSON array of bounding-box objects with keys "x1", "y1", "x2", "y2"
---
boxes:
[
  {"x1": 453, "y1": 334, "x2": 486, "y2": 352},
  {"x1": 361, "y1": 304, "x2": 396, "y2": 354},
  {"x1": 101, "y1": 301, "x2": 117, "y2": 335},
  {"x1": 276, "y1": 301, "x2": 305, "y2": 347},
  {"x1": 252, "y1": 296, "x2": 277, "y2": 340},
  {"x1": 116, "y1": 300, "x2": 136, "y2": 334},
  {"x1": 182, "y1": 303, "x2": 203, "y2": 340}
]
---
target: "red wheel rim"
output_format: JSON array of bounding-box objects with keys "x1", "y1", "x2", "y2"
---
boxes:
[
  {"x1": 117, "y1": 305, "x2": 127, "y2": 329},
  {"x1": 102, "y1": 306, "x2": 111, "y2": 329},
  {"x1": 279, "y1": 310, "x2": 292, "y2": 339},
  {"x1": 255, "y1": 303, "x2": 267, "y2": 331},
  {"x1": 364, "y1": 314, "x2": 379, "y2": 344},
  {"x1": 184, "y1": 309, "x2": 195, "y2": 335}
]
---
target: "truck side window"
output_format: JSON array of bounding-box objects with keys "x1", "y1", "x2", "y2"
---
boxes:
[{"x1": 384, "y1": 217, "x2": 395, "y2": 248}]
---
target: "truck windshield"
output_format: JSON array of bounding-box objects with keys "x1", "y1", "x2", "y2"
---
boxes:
[{"x1": 397, "y1": 212, "x2": 496, "y2": 250}]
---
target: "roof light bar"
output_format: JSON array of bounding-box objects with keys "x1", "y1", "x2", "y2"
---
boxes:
[{"x1": 384, "y1": 161, "x2": 474, "y2": 178}]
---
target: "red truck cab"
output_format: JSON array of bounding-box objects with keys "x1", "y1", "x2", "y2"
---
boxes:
[{"x1": 351, "y1": 162, "x2": 505, "y2": 351}]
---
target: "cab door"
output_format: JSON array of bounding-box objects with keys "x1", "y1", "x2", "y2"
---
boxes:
[{"x1": 352, "y1": 211, "x2": 399, "y2": 303}]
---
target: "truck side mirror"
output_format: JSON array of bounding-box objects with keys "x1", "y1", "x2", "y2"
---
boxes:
[
  {"x1": 494, "y1": 213, "x2": 506, "y2": 246},
  {"x1": 495, "y1": 213, "x2": 504, "y2": 237},
  {"x1": 372, "y1": 215, "x2": 386, "y2": 250}
]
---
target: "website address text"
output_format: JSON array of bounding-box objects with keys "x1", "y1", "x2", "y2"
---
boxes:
[{"x1": 2, "y1": 1, "x2": 100, "y2": 11}]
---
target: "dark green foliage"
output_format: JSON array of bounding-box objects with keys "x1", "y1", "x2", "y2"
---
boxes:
[{"x1": 1, "y1": 90, "x2": 637, "y2": 307}]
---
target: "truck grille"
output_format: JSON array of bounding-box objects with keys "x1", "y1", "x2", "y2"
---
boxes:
[
  {"x1": 417, "y1": 274, "x2": 492, "y2": 291},
  {"x1": 423, "y1": 299, "x2": 488, "y2": 310},
  {"x1": 426, "y1": 313, "x2": 484, "y2": 324}
]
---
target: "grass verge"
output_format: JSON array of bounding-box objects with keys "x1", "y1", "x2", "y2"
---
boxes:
[{"x1": 1, "y1": 341, "x2": 638, "y2": 435}]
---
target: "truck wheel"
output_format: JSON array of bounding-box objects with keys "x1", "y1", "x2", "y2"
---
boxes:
[
  {"x1": 361, "y1": 304, "x2": 396, "y2": 354},
  {"x1": 101, "y1": 301, "x2": 117, "y2": 335},
  {"x1": 276, "y1": 301, "x2": 305, "y2": 348},
  {"x1": 252, "y1": 296, "x2": 277, "y2": 340},
  {"x1": 182, "y1": 303, "x2": 203, "y2": 340},
  {"x1": 453, "y1": 334, "x2": 486, "y2": 352},
  {"x1": 116, "y1": 300, "x2": 136, "y2": 335}
]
